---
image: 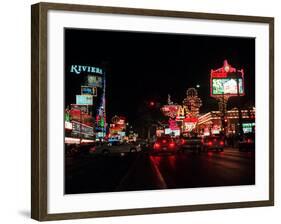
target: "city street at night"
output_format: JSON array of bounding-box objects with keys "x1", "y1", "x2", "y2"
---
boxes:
[
  {"x1": 65, "y1": 147, "x2": 255, "y2": 194},
  {"x1": 64, "y1": 28, "x2": 256, "y2": 194}
]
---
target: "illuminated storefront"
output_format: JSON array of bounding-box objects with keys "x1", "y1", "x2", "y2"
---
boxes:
[{"x1": 197, "y1": 107, "x2": 255, "y2": 136}]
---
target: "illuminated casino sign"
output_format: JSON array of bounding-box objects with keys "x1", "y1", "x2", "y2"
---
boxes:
[
  {"x1": 210, "y1": 60, "x2": 245, "y2": 97},
  {"x1": 70, "y1": 65, "x2": 103, "y2": 75},
  {"x1": 76, "y1": 95, "x2": 93, "y2": 105},
  {"x1": 70, "y1": 104, "x2": 89, "y2": 113},
  {"x1": 81, "y1": 86, "x2": 97, "y2": 96},
  {"x1": 212, "y1": 78, "x2": 244, "y2": 95},
  {"x1": 87, "y1": 75, "x2": 103, "y2": 88},
  {"x1": 72, "y1": 121, "x2": 94, "y2": 138},
  {"x1": 183, "y1": 117, "x2": 198, "y2": 132}
]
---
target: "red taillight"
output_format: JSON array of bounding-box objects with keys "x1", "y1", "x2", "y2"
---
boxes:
[
  {"x1": 208, "y1": 141, "x2": 213, "y2": 146},
  {"x1": 181, "y1": 139, "x2": 186, "y2": 145},
  {"x1": 154, "y1": 143, "x2": 161, "y2": 150},
  {"x1": 169, "y1": 142, "x2": 175, "y2": 149},
  {"x1": 247, "y1": 139, "x2": 252, "y2": 143},
  {"x1": 162, "y1": 140, "x2": 167, "y2": 144},
  {"x1": 219, "y1": 141, "x2": 224, "y2": 146},
  {"x1": 90, "y1": 147, "x2": 96, "y2": 152}
]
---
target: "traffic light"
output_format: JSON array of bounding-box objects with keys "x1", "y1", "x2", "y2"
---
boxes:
[{"x1": 149, "y1": 101, "x2": 155, "y2": 107}]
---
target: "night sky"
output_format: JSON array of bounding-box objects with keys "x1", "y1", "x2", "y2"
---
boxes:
[{"x1": 64, "y1": 28, "x2": 255, "y2": 126}]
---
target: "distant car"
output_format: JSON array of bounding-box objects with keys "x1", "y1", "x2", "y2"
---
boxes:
[
  {"x1": 152, "y1": 136, "x2": 178, "y2": 155},
  {"x1": 89, "y1": 141, "x2": 141, "y2": 156},
  {"x1": 238, "y1": 133, "x2": 255, "y2": 151},
  {"x1": 178, "y1": 136, "x2": 203, "y2": 153},
  {"x1": 65, "y1": 143, "x2": 94, "y2": 157},
  {"x1": 108, "y1": 136, "x2": 121, "y2": 144},
  {"x1": 135, "y1": 139, "x2": 152, "y2": 154},
  {"x1": 202, "y1": 135, "x2": 224, "y2": 152}
]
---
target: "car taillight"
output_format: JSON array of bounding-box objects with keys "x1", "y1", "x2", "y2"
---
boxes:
[
  {"x1": 162, "y1": 140, "x2": 167, "y2": 144},
  {"x1": 154, "y1": 143, "x2": 161, "y2": 149},
  {"x1": 181, "y1": 139, "x2": 186, "y2": 144},
  {"x1": 247, "y1": 139, "x2": 252, "y2": 143},
  {"x1": 169, "y1": 142, "x2": 175, "y2": 149},
  {"x1": 208, "y1": 141, "x2": 213, "y2": 146},
  {"x1": 219, "y1": 141, "x2": 224, "y2": 146}
]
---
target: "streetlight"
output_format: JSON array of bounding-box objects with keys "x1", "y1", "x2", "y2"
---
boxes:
[{"x1": 196, "y1": 84, "x2": 200, "y2": 88}]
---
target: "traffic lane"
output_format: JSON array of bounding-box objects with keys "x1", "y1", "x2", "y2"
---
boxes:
[
  {"x1": 115, "y1": 147, "x2": 255, "y2": 191},
  {"x1": 148, "y1": 147, "x2": 255, "y2": 189},
  {"x1": 65, "y1": 147, "x2": 255, "y2": 194},
  {"x1": 65, "y1": 152, "x2": 140, "y2": 194}
]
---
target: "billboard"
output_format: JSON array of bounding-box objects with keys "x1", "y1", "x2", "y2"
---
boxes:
[
  {"x1": 71, "y1": 104, "x2": 89, "y2": 113},
  {"x1": 212, "y1": 78, "x2": 244, "y2": 95},
  {"x1": 81, "y1": 86, "x2": 97, "y2": 96},
  {"x1": 210, "y1": 60, "x2": 245, "y2": 97},
  {"x1": 76, "y1": 95, "x2": 93, "y2": 105},
  {"x1": 242, "y1": 123, "x2": 255, "y2": 133},
  {"x1": 72, "y1": 121, "x2": 94, "y2": 138},
  {"x1": 164, "y1": 128, "x2": 180, "y2": 136},
  {"x1": 86, "y1": 75, "x2": 103, "y2": 88}
]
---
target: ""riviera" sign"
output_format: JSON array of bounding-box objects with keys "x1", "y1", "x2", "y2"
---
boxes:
[{"x1": 70, "y1": 65, "x2": 103, "y2": 75}]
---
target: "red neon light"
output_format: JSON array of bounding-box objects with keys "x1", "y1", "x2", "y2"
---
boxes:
[
  {"x1": 211, "y1": 72, "x2": 228, "y2": 78},
  {"x1": 183, "y1": 117, "x2": 198, "y2": 122}
]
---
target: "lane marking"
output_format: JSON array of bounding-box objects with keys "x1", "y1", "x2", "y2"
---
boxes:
[{"x1": 149, "y1": 156, "x2": 168, "y2": 189}]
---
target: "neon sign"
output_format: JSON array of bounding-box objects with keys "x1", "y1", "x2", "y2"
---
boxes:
[
  {"x1": 210, "y1": 60, "x2": 245, "y2": 97},
  {"x1": 70, "y1": 65, "x2": 103, "y2": 75}
]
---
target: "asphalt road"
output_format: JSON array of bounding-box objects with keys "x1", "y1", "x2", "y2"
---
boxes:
[{"x1": 65, "y1": 147, "x2": 255, "y2": 194}]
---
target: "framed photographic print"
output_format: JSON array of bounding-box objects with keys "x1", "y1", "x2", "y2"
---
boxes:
[{"x1": 31, "y1": 2, "x2": 274, "y2": 221}]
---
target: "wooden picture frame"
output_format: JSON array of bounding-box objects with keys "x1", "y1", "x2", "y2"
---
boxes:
[{"x1": 31, "y1": 2, "x2": 274, "y2": 221}]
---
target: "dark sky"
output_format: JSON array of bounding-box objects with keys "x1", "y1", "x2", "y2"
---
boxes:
[{"x1": 64, "y1": 28, "x2": 255, "y2": 125}]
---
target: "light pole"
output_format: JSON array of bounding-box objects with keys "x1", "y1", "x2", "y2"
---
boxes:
[
  {"x1": 236, "y1": 72, "x2": 243, "y2": 138},
  {"x1": 79, "y1": 109, "x2": 83, "y2": 145}
]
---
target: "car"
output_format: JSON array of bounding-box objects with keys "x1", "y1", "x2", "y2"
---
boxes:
[
  {"x1": 202, "y1": 135, "x2": 224, "y2": 152},
  {"x1": 178, "y1": 135, "x2": 203, "y2": 153},
  {"x1": 238, "y1": 133, "x2": 255, "y2": 151},
  {"x1": 108, "y1": 136, "x2": 121, "y2": 144},
  {"x1": 151, "y1": 136, "x2": 178, "y2": 155},
  {"x1": 89, "y1": 141, "x2": 141, "y2": 156},
  {"x1": 65, "y1": 143, "x2": 94, "y2": 157},
  {"x1": 134, "y1": 139, "x2": 152, "y2": 154}
]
